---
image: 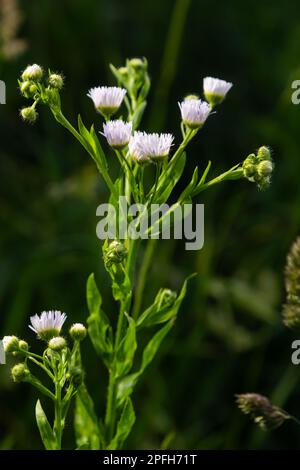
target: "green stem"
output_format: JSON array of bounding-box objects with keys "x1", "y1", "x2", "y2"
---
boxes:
[
  {"x1": 105, "y1": 237, "x2": 140, "y2": 443},
  {"x1": 54, "y1": 382, "x2": 62, "y2": 450},
  {"x1": 192, "y1": 168, "x2": 243, "y2": 196},
  {"x1": 132, "y1": 239, "x2": 157, "y2": 319}
]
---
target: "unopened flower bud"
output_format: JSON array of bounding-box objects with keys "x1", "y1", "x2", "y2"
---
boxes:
[
  {"x1": 242, "y1": 156, "x2": 256, "y2": 179},
  {"x1": 129, "y1": 58, "x2": 146, "y2": 71},
  {"x1": 104, "y1": 240, "x2": 128, "y2": 267},
  {"x1": 257, "y1": 160, "x2": 273, "y2": 177},
  {"x1": 20, "y1": 80, "x2": 31, "y2": 96},
  {"x1": 184, "y1": 94, "x2": 200, "y2": 101},
  {"x1": 2, "y1": 335, "x2": 19, "y2": 353},
  {"x1": 48, "y1": 336, "x2": 66, "y2": 351},
  {"x1": 22, "y1": 64, "x2": 43, "y2": 81},
  {"x1": 11, "y1": 363, "x2": 30, "y2": 382},
  {"x1": 257, "y1": 146, "x2": 271, "y2": 161},
  {"x1": 118, "y1": 67, "x2": 129, "y2": 78},
  {"x1": 236, "y1": 393, "x2": 290, "y2": 431},
  {"x1": 13, "y1": 339, "x2": 29, "y2": 358},
  {"x1": 20, "y1": 106, "x2": 38, "y2": 123},
  {"x1": 18, "y1": 340, "x2": 29, "y2": 351},
  {"x1": 69, "y1": 323, "x2": 87, "y2": 341},
  {"x1": 158, "y1": 289, "x2": 177, "y2": 309},
  {"x1": 48, "y1": 73, "x2": 64, "y2": 90}
]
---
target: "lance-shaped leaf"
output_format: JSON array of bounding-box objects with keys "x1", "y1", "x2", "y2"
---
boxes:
[
  {"x1": 35, "y1": 400, "x2": 57, "y2": 450},
  {"x1": 116, "y1": 314, "x2": 137, "y2": 378},
  {"x1": 108, "y1": 398, "x2": 135, "y2": 450},
  {"x1": 86, "y1": 273, "x2": 113, "y2": 365},
  {"x1": 74, "y1": 384, "x2": 102, "y2": 450},
  {"x1": 178, "y1": 167, "x2": 198, "y2": 203},
  {"x1": 154, "y1": 153, "x2": 187, "y2": 204},
  {"x1": 137, "y1": 275, "x2": 195, "y2": 329},
  {"x1": 117, "y1": 320, "x2": 175, "y2": 406}
]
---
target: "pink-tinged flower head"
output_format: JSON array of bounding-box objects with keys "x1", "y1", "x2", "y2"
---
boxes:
[
  {"x1": 102, "y1": 120, "x2": 132, "y2": 149},
  {"x1": 29, "y1": 310, "x2": 67, "y2": 341},
  {"x1": 87, "y1": 86, "x2": 126, "y2": 116},
  {"x1": 179, "y1": 99, "x2": 211, "y2": 129},
  {"x1": 129, "y1": 131, "x2": 174, "y2": 163}
]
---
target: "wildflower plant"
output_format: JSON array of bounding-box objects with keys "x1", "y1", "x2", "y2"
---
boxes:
[{"x1": 4, "y1": 58, "x2": 274, "y2": 450}]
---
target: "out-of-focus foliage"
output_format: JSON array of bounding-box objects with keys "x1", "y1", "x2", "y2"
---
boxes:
[{"x1": 1, "y1": 0, "x2": 300, "y2": 449}]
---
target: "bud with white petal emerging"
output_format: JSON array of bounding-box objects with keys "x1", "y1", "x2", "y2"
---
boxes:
[
  {"x1": 179, "y1": 99, "x2": 211, "y2": 129},
  {"x1": 203, "y1": 77, "x2": 233, "y2": 107},
  {"x1": 48, "y1": 336, "x2": 67, "y2": 351},
  {"x1": 69, "y1": 323, "x2": 87, "y2": 342},
  {"x1": 3, "y1": 335, "x2": 19, "y2": 353},
  {"x1": 22, "y1": 64, "x2": 43, "y2": 81},
  {"x1": 11, "y1": 363, "x2": 30, "y2": 382}
]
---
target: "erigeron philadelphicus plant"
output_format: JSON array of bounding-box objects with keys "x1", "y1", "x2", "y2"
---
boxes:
[{"x1": 4, "y1": 59, "x2": 274, "y2": 450}]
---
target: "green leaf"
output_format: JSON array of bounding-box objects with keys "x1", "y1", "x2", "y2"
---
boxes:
[
  {"x1": 74, "y1": 385, "x2": 101, "y2": 450},
  {"x1": 178, "y1": 167, "x2": 199, "y2": 203},
  {"x1": 116, "y1": 315, "x2": 137, "y2": 378},
  {"x1": 89, "y1": 125, "x2": 107, "y2": 169},
  {"x1": 117, "y1": 320, "x2": 175, "y2": 406},
  {"x1": 35, "y1": 400, "x2": 56, "y2": 450},
  {"x1": 108, "y1": 398, "x2": 135, "y2": 450},
  {"x1": 137, "y1": 275, "x2": 194, "y2": 329},
  {"x1": 155, "y1": 153, "x2": 187, "y2": 204},
  {"x1": 140, "y1": 319, "x2": 174, "y2": 371},
  {"x1": 198, "y1": 160, "x2": 212, "y2": 186},
  {"x1": 86, "y1": 273, "x2": 113, "y2": 365}
]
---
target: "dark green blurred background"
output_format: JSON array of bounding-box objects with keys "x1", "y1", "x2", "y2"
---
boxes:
[{"x1": 1, "y1": 0, "x2": 300, "y2": 449}]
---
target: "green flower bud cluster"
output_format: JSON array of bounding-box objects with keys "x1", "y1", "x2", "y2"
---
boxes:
[
  {"x1": 3, "y1": 336, "x2": 29, "y2": 354},
  {"x1": 19, "y1": 64, "x2": 64, "y2": 122},
  {"x1": 111, "y1": 57, "x2": 150, "y2": 109},
  {"x1": 11, "y1": 363, "x2": 30, "y2": 383},
  {"x1": 103, "y1": 240, "x2": 128, "y2": 268},
  {"x1": 242, "y1": 146, "x2": 273, "y2": 190}
]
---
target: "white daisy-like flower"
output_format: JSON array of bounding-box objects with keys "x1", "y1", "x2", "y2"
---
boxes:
[
  {"x1": 87, "y1": 86, "x2": 126, "y2": 116},
  {"x1": 179, "y1": 99, "x2": 211, "y2": 129},
  {"x1": 102, "y1": 120, "x2": 132, "y2": 149},
  {"x1": 129, "y1": 131, "x2": 174, "y2": 163},
  {"x1": 203, "y1": 77, "x2": 233, "y2": 106},
  {"x1": 29, "y1": 310, "x2": 67, "y2": 341}
]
